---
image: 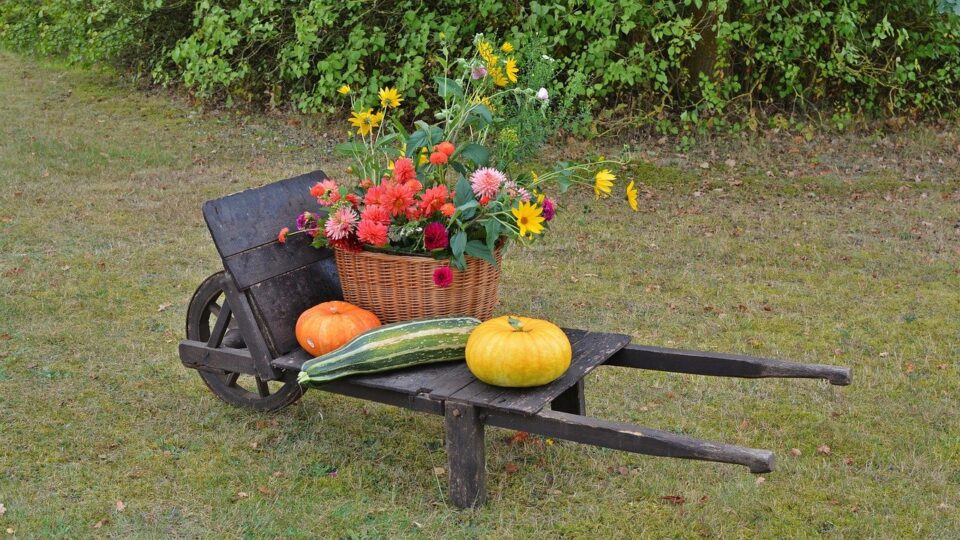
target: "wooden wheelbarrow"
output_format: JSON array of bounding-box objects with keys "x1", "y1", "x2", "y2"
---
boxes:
[{"x1": 178, "y1": 171, "x2": 852, "y2": 508}]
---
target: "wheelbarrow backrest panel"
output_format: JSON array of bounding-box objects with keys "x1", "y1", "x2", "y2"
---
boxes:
[{"x1": 203, "y1": 170, "x2": 343, "y2": 357}]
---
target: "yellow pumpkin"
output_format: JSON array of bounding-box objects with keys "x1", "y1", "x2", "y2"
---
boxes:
[
  {"x1": 465, "y1": 315, "x2": 572, "y2": 387},
  {"x1": 295, "y1": 301, "x2": 381, "y2": 356}
]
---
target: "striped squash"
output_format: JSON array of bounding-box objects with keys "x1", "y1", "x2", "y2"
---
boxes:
[{"x1": 296, "y1": 317, "x2": 481, "y2": 385}]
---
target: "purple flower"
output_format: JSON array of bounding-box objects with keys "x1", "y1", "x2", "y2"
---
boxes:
[
  {"x1": 423, "y1": 222, "x2": 449, "y2": 250},
  {"x1": 542, "y1": 197, "x2": 555, "y2": 221},
  {"x1": 296, "y1": 211, "x2": 314, "y2": 231},
  {"x1": 471, "y1": 66, "x2": 488, "y2": 79}
]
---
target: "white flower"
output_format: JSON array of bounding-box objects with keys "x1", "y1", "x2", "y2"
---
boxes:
[{"x1": 536, "y1": 88, "x2": 549, "y2": 102}]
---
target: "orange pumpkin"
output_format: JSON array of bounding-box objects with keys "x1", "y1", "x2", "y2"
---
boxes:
[{"x1": 295, "y1": 301, "x2": 381, "y2": 356}]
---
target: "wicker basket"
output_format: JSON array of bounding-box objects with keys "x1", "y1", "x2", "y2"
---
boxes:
[{"x1": 333, "y1": 247, "x2": 503, "y2": 323}]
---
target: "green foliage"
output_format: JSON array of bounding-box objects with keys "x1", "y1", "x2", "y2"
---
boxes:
[{"x1": 3, "y1": 1, "x2": 960, "y2": 131}]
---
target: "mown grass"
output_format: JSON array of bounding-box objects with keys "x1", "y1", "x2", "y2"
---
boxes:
[{"x1": 1, "y1": 51, "x2": 958, "y2": 538}]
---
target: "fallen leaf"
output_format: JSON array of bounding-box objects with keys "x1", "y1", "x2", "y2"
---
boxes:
[
  {"x1": 93, "y1": 519, "x2": 108, "y2": 529},
  {"x1": 904, "y1": 362, "x2": 915, "y2": 374},
  {"x1": 505, "y1": 463, "x2": 519, "y2": 474},
  {"x1": 508, "y1": 431, "x2": 530, "y2": 445},
  {"x1": 817, "y1": 445, "x2": 832, "y2": 455},
  {"x1": 257, "y1": 486, "x2": 272, "y2": 495},
  {"x1": 937, "y1": 364, "x2": 948, "y2": 370},
  {"x1": 724, "y1": 158, "x2": 737, "y2": 168},
  {"x1": 698, "y1": 496, "x2": 709, "y2": 503},
  {"x1": 157, "y1": 303, "x2": 172, "y2": 312},
  {"x1": 618, "y1": 466, "x2": 630, "y2": 476},
  {"x1": 879, "y1": 351, "x2": 889, "y2": 357},
  {"x1": 699, "y1": 162, "x2": 710, "y2": 169},
  {"x1": 250, "y1": 441, "x2": 259, "y2": 450},
  {"x1": 761, "y1": 303, "x2": 773, "y2": 312},
  {"x1": 6, "y1": 528, "x2": 14, "y2": 534},
  {"x1": 272, "y1": 471, "x2": 283, "y2": 478},
  {"x1": 755, "y1": 476, "x2": 766, "y2": 485},
  {"x1": 844, "y1": 456, "x2": 855, "y2": 466},
  {"x1": 737, "y1": 304, "x2": 749, "y2": 313},
  {"x1": 0, "y1": 503, "x2": 5, "y2": 515},
  {"x1": 115, "y1": 500, "x2": 125, "y2": 512},
  {"x1": 236, "y1": 491, "x2": 249, "y2": 499},
  {"x1": 413, "y1": 521, "x2": 423, "y2": 529},
  {"x1": 659, "y1": 495, "x2": 686, "y2": 505},
  {"x1": 547, "y1": 489, "x2": 562, "y2": 495},
  {"x1": 432, "y1": 467, "x2": 445, "y2": 475},
  {"x1": 790, "y1": 448, "x2": 802, "y2": 457}
]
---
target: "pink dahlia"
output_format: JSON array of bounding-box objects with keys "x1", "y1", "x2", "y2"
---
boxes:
[
  {"x1": 324, "y1": 206, "x2": 358, "y2": 240},
  {"x1": 469, "y1": 167, "x2": 506, "y2": 199},
  {"x1": 433, "y1": 266, "x2": 454, "y2": 288},
  {"x1": 357, "y1": 218, "x2": 389, "y2": 247},
  {"x1": 423, "y1": 222, "x2": 449, "y2": 250}
]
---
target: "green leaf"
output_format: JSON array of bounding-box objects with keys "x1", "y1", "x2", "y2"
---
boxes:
[
  {"x1": 450, "y1": 231, "x2": 467, "y2": 258},
  {"x1": 469, "y1": 104, "x2": 493, "y2": 125},
  {"x1": 406, "y1": 129, "x2": 427, "y2": 157},
  {"x1": 450, "y1": 253, "x2": 466, "y2": 272},
  {"x1": 335, "y1": 141, "x2": 365, "y2": 156},
  {"x1": 454, "y1": 175, "x2": 474, "y2": 206},
  {"x1": 484, "y1": 219, "x2": 501, "y2": 249},
  {"x1": 435, "y1": 76, "x2": 464, "y2": 98},
  {"x1": 455, "y1": 143, "x2": 489, "y2": 167},
  {"x1": 557, "y1": 175, "x2": 573, "y2": 193},
  {"x1": 465, "y1": 240, "x2": 498, "y2": 267}
]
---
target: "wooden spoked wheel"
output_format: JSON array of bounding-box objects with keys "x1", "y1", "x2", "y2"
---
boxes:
[{"x1": 186, "y1": 272, "x2": 304, "y2": 412}]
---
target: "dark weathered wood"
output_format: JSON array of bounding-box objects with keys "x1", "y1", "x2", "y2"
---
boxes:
[
  {"x1": 485, "y1": 409, "x2": 775, "y2": 474},
  {"x1": 179, "y1": 341, "x2": 258, "y2": 376},
  {"x1": 445, "y1": 402, "x2": 486, "y2": 508},
  {"x1": 427, "y1": 363, "x2": 482, "y2": 401},
  {"x1": 606, "y1": 344, "x2": 852, "y2": 385},
  {"x1": 224, "y1": 234, "x2": 333, "y2": 290},
  {"x1": 205, "y1": 299, "x2": 232, "y2": 348},
  {"x1": 220, "y1": 271, "x2": 281, "y2": 380},
  {"x1": 202, "y1": 170, "x2": 327, "y2": 258},
  {"x1": 247, "y1": 256, "x2": 342, "y2": 356},
  {"x1": 550, "y1": 379, "x2": 585, "y2": 415},
  {"x1": 318, "y1": 380, "x2": 445, "y2": 415}
]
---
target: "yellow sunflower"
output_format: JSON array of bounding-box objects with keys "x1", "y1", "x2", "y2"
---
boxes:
[
  {"x1": 505, "y1": 57, "x2": 518, "y2": 83},
  {"x1": 378, "y1": 87, "x2": 403, "y2": 109},
  {"x1": 489, "y1": 65, "x2": 508, "y2": 87},
  {"x1": 511, "y1": 201, "x2": 545, "y2": 238},
  {"x1": 337, "y1": 84, "x2": 351, "y2": 95},
  {"x1": 348, "y1": 109, "x2": 383, "y2": 136},
  {"x1": 626, "y1": 180, "x2": 639, "y2": 211},
  {"x1": 594, "y1": 169, "x2": 615, "y2": 199},
  {"x1": 477, "y1": 41, "x2": 496, "y2": 64},
  {"x1": 501, "y1": 41, "x2": 514, "y2": 54}
]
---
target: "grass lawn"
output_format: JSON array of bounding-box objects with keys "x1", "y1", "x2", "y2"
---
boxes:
[{"x1": 1, "y1": 51, "x2": 958, "y2": 538}]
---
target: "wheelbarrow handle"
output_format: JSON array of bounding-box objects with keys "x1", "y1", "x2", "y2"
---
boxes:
[{"x1": 606, "y1": 344, "x2": 852, "y2": 386}]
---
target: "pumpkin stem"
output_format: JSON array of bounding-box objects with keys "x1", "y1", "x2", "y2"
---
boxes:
[{"x1": 507, "y1": 316, "x2": 524, "y2": 331}]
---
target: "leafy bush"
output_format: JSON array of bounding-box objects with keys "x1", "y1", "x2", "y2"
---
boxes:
[{"x1": 3, "y1": 1, "x2": 959, "y2": 132}]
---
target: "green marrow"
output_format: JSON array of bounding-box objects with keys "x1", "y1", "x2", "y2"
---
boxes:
[{"x1": 297, "y1": 316, "x2": 480, "y2": 385}]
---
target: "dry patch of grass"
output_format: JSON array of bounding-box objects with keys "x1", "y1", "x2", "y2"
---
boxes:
[{"x1": 1, "y1": 52, "x2": 958, "y2": 538}]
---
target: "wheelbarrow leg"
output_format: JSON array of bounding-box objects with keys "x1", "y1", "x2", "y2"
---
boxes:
[
  {"x1": 445, "y1": 401, "x2": 486, "y2": 508},
  {"x1": 550, "y1": 379, "x2": 586, "y2": 415}
]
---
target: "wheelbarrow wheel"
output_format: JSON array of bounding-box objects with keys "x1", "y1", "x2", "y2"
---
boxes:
[{"x1": 186, "y1": 271, "x2": 304, "y2": 412}]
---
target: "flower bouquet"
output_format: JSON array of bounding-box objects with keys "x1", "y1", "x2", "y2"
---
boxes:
[{"x1": 280, "y1": 35, "x2": 637, "y2": 322}]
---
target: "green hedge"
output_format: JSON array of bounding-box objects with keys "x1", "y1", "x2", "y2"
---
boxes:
[{"x1": 3, "y1": 1, "x2": 959, "y2": 132}]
